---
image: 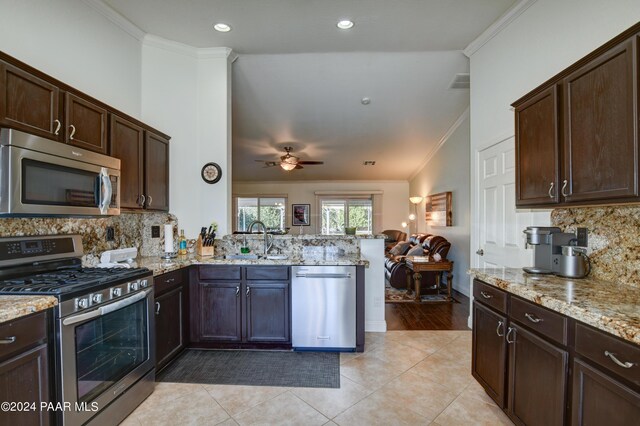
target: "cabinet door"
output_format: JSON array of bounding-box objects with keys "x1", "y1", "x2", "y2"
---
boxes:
[
  {"x1": 0, "y1": 60, "x2": 61, "y2": 140},
  {"x1": 572, "y1": 359, "x2": 640, "y2": 426},
  {"x1": 245, "y1": 282, "x2": 290, "y2": 343},
  {"x1": 155, "y1": 286, "x2": 184, "y2": 371},
  {"x1": 198, "y1": 282, "x2": 242, "y2": 342},
  {"x1": 144, "y1": 131, "x2": 169, "y2": 211},
  {"x1": 563, "y1": 38, "x2": 637, "y2": 202},
  {"x1": 472, "y1": 301, "x2": 507, "y2": 408},
  {"x1": 65, "y1": 92, "x2": 108, "y2": 153},
  {"x1": 508, "y1": 324, "x2": 568, "y2": 426},
  {"x1": 515, "y1": 85, "x2": 560, "y2": 206},
  {"x1": 110, "y1": 115, "x2": 144, "y2": 209},
  {"x1": 0, "y1": 344, "x2": 50, "y2": 426}
]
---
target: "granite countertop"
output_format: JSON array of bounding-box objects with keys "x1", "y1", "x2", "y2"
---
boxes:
[
  {"x1": 0, "y1": 296, "x2": 58, "y2": 324},
  {"x1": 138, "y1": 254, "x2": 370, "y2": 276},
  {"x1": 222, "y1": 234, "x2": 386, "y2": 240},
  {"x1": 469, "y1": 268, "x2": 640, "y2": 345}
]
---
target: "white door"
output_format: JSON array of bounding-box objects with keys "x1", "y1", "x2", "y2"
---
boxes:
[{"x1": 476, "y1": 137, "x2": 540, "y2": 268}]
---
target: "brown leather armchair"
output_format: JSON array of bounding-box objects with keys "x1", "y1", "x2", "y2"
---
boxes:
[{"x1": 382, "y1": 229, "x2": 408, "y2": 252}]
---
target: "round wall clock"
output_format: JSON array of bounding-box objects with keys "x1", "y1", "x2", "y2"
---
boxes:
[{"x1": 201, "y1": 162, "x2": 222, "y2": 184}]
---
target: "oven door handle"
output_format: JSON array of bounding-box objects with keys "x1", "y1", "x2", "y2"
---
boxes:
[{"x1": 62, "y1": 289, "x2": 152, "y2": 326}]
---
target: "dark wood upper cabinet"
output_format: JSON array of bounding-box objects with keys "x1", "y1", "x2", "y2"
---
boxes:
[
  {"x1": 0, "y1": 60, "x2": 61, "y2": 140},
  {"x1": 513, "y1": 23, "x2": 640, "y2": 208},
  {"x1": 515, "y1": 85, "x2": 560, "y2": 206},
  {"x1": 562, "y1": 38, "x2": 637, "y2": 202},
  {"x1": 64, "y1": 92, "x2": 108, "y2": 154},
  {"x1": 472, "y1": 301, "x2": 507, "y2": 408},
  {"x1": 508, "y1": 324, "x2": 568, "y2": 426},
  {"x1": 110, "y1": 115, "x2": 144, "y2": 209},
  {"x1": 144, "y1": 131, "x2": 170, "y2": 211}
]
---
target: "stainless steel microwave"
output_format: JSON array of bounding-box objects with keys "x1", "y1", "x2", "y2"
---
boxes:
[{"x1": 0, "y1": 128, "x2": 120, "y2": 216}]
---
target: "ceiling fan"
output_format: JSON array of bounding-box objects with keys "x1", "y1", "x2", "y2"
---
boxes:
[{"x1": 255, "y1": 146, "x2": 324, "y2": 171}]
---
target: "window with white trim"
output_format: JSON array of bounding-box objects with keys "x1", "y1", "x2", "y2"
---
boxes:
[
  {"x1": 320, "y1": 198, "x2": 373, "y2": 235},
  {"x1": 236, "y1": 197, "x2": 286, "y2": 232}
]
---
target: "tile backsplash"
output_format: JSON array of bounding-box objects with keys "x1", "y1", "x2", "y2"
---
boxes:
[
  {"x1": 551, "y1": 205, "x2": 640, "y2": 286},
  {"x1": 0, "y1": 212, "x2": 177, "y2": 265}
]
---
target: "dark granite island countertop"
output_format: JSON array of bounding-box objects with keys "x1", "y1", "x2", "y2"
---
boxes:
[{"x1": 469, "y1": 268, "x2": 640, "y2": 345}]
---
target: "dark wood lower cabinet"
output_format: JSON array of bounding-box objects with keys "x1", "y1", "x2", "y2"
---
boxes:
[
  {"x1": 472, "y1": 301, "x2": 507, "y2": 408},
  {"x1": 155, "y1": 286, "x2": 185, "y2": 371},
  {"x1": 508, "y1": 324, "x2": 568, "y2": 426},
  {"x1": 572, "y1": 359, "x2": 640, "y2": 426},
  {"x1": 197, "y1": 281, "x2": 243, "y2": 342},
  {"x1": 245, "y1": 282, "x2": 290, "y2": 343}
]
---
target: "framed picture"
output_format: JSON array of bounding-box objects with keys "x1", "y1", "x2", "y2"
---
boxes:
[{"x1": 292, "y1": 204, "x2": 310, "y2": 226}]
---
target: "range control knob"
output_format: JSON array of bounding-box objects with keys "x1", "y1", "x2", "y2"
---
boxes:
[
  {"x1": 77, "y1": 298, "x2": 88, "y2": 309},
  {"x1": 92, "y1": 294, "x2": 102, "y2": 304},
  {"x1": 129, "y1": 281, "x2": 139, "y2": 292},
  {"x1": 112, "y1": 288, "x2": 122, "y2": 298},
  {"x1": 140, "y1": 279, "x2": 148, "y2": 288}
]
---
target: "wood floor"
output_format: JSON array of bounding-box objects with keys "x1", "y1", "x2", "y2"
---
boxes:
[{"x1": 385, "y1": 290, "x2": 470, "y2": 330}]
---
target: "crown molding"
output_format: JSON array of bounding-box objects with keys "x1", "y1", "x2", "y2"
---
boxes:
[
  {"x1": 143, "y1": 34, "x2": 235, "y2": 60},
  {"x1": 408, "y1": 107, "x2": 470, "y2": 182},
  {"x1": 82, "y1": 0, "x2": 146, "y2": 41},
  {"x1": 463, "y1": 0, "x2": 538, "y2": 58}
]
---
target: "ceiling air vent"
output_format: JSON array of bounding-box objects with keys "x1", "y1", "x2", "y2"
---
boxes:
[
  {"x1": 363, "y1": 161, "x2": 376, "y2": 166},
  {"x1": 449, "y1": 73, "x2": 470, "y2": 89}
]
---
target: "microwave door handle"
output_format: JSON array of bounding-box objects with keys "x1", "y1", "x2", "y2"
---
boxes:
[
  {"x1": 99, "y1": 168, "x2": 112, "y2": 214},
  {"x1": 62, "y1": 288, "x2": 151, "y2": 326}
]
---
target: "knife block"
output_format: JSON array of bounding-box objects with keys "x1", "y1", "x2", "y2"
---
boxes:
[{"x1": 196, "y1": 235, "x2": 214, "y2": 257}]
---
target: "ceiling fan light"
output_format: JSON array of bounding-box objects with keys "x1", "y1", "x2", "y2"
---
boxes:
[{"x1": 280, "y1": 162, "x2": 297, "y2": 171}]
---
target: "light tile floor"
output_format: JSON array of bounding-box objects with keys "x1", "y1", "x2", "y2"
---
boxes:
[{"x1": 122, "y1": 331, "x2": 512, "y2": 425}]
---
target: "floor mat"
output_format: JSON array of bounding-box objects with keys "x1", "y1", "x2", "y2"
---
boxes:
[
  {"x1": 385, "y1": 285, "x2": 457, "y2": 303},
  {"x1": 157, "y1": 349, "x2": 340, "y2": 388}
]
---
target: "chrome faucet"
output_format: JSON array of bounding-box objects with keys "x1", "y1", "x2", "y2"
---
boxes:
[{"x1": 247, "y1": 220, "x2": 273, "y2": 255}]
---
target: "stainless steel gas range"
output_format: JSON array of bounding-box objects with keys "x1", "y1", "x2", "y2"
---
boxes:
[{"x1": 0, "y1": 235, "x2": 155, "y2": 425}]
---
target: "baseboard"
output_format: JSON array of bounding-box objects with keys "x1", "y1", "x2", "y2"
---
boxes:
[{"x1": 365, "y1": 320, "x2": 387, "y2": 332}]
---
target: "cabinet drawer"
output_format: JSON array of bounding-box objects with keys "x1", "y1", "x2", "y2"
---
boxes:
[
  {"x1": 199, "y1": 265, "x2": 242, "y2": 281},
  {"x1": 510, "y1": 296, "x2": 567, "y2": 345},
  {"x1": 155, "y1": 269, "x2": 184, "y2": 295},
  {"x1": 246, "y1": 266, "x2": 289, "y2": 281},
  {"x1": 575, "y1": 322, "x2": 640, "y2": 386},
  {"x1": 473, "y1": 280, "x2": 507, "y2": 313},
  {"x1": 0, "y1": 311, "x2": 47, "y2": 361}
]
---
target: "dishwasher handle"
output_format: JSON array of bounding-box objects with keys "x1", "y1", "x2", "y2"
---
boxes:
[{"x1": 295, "y1": 273, "x2": 352, "y2": 279}]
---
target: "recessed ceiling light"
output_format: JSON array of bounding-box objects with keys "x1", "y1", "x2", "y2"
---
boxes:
[
  {"x1": 214, "y1": 23, "x2": 232, "y2": 32},
  {"x1": 337, "y1": 20, "x2": 354, "y2": 30},
  {"x1": 361, "y1": 97, "x2": 371, "y2": 105}
]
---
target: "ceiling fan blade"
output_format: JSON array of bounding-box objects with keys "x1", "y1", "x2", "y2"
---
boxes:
[
  {"x1": 297, "y1": 161, "x2": 324, "y2": 165},
  {"x1": 294, "y1": 164, "x2": 304, "y2": 169}
]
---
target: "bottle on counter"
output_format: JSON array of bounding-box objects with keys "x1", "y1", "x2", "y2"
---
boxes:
[{"x1": 178, "y1": 229, "x2": 187, "y2": 255}]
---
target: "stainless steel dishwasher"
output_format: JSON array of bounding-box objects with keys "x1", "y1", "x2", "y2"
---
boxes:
[{"x1": 292, "y1": 265, "x2": 356, "y2": 351}]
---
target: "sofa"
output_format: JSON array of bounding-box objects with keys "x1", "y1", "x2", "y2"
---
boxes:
[
  {"x1": 384, "y1": 233, "x2": 451, "y2": 291},
  {"x1": 381, "y1": 229, "x2": 407, "y2": 252}
]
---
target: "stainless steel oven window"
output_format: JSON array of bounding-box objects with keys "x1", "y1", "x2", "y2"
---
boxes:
[{"x1": 74, "y1": 298, "x2": 149, "y2": 403}]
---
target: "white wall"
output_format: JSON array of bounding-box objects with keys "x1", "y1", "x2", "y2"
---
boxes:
[
  {"x1": 468, "y1": 0, "x2": 640, "y2": 272},
  {"x1": 0, "y1": 0, "x2": 142, "y2": 117},
  {"x1": 232, "y1": 180, "x2": 410, "y2": 234},
  {"x1": 409, "y1": 112, "x2": 471, "y2": 296},
  {"x1": 141, "y1": 37, "x2": 233, "y2": 238}
]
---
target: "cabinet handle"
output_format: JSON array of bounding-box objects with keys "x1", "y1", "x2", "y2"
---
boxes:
[
  {"x1": 561, "y1": 179, "x2": 569, "y2": 197},
  {"x1": 506, "y1": 327, "x2": 516, "y2": 344},
  {"x1": 0, "y1": 336, "x2": 16, "y2": 344},
  {"x1": 236, "y1": 286, "x2": 240, "y2": 297},
  {"x1": 525, "y1": 313, "x2": 542, "y2": 323},
  {"x1": 496, "y1": 320, "x2": 505, "y2": 337},
  {"x1": 140, "y1": 194, "x2": 146, "y2": 207},
  {"x1": 548, "y1": 182, "x2": 555, "y2": 198},
  {"x1": 53, "y1": 119, "x2": 61, "y2": 136},
  {"x1": 480, "y1": 291, "x2": 492, "y2": 299},
  {"x1": 148, "y1": 195, "x2": 153, "y2": 206},
  {"x1": 246, "y1": 286, "x2": 251, "y2": 297},
  {"x1": 155, "y1": 302, "x2": 160, "y2": 315},
  {"x1": 166, "y1": 278, "x2": 175, "y2": 283},
  {"x1": 604, "y1": 351, "x2": 635, "y2": 369},
  {"x1": 69, "y1": 124, "x2": 76, "y2": 140}
]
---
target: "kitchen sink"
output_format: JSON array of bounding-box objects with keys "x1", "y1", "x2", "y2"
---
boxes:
[{"x1": 224, "y1": 254, "x2": 261, "y2": 260}]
